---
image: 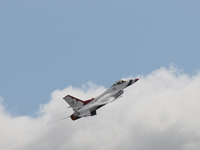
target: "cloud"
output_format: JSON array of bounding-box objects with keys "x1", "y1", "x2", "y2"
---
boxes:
[{"x1": 1, "y1": 67, "x2": 200, "y2": 150}]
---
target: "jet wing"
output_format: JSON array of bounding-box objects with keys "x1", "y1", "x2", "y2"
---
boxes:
[{"x1": 95, "y1": 96, "x2": 118, "y2": 105}]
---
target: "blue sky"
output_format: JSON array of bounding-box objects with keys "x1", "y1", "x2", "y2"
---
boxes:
[{"x1": 0, "y1": 1, "x2": 200, "y2": 116}]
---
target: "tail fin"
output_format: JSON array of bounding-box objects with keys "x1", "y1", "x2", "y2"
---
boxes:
[
  {"x1": 63, "y1": 95, "x2": 84, "y2": 109},
  {"x1": 63, "y1": 95, "x2": 94, "y2": 109}
]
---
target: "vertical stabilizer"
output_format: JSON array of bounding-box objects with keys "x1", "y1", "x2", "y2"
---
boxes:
[
  {"x1": 63, "y1": 95, "x2": 94, "y2": 110},
  {"x1": 63, "y1": 95, "x2": 84, "y2": 109}
]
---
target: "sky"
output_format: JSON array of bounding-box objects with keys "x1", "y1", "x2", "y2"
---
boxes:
[
  {"x1": 0, "y1": 1, "x2": 200, "y2": 149},
  {"x1": 1, "y1": 67, "x2": 200, "y2": 150}
]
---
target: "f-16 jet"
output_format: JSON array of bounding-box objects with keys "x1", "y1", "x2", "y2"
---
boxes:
[{"x1": 63, "y1": 78, "x2": 139, "y2": 120}]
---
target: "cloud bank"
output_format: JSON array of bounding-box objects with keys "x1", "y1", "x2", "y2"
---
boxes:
[{"x1": 1, "y1": 67, "x2": 200, "y2": 150}]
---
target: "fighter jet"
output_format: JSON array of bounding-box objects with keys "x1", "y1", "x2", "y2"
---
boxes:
[{"x1": 63, "y1": 78, "x2": 139, "y2": 120}]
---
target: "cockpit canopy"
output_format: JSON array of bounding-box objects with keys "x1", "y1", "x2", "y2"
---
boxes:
[{"x1": 111, "y1": 80, "x2": 126, "y2": 87}]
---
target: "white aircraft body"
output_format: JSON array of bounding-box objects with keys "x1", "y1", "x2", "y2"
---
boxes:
[{"x1": 63, "y1": 78, "x2": 139, "y2": 120}]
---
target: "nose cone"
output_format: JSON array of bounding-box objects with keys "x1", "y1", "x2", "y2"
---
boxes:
[
  {"x1": 134, "y1": 78, "x2": 139, "y2": 82},
  {"x1": 126, "y1": 78, "x2": 139, "y2": 87}
]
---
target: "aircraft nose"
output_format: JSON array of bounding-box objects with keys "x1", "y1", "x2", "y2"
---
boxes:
[
  {"x1": 134, "y1": 78, "x2": 139, "y2": 82},
  {"x1": 126, "y1": 79, "x2": 134, "y2": 87},
  {"x1": 126, "y1": 78, "x2": 139, "y2": 87}
]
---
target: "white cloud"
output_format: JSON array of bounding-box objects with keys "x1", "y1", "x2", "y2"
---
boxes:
[{"x1": 1, "y1": 67, "x2": 200, "y2": 150}]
